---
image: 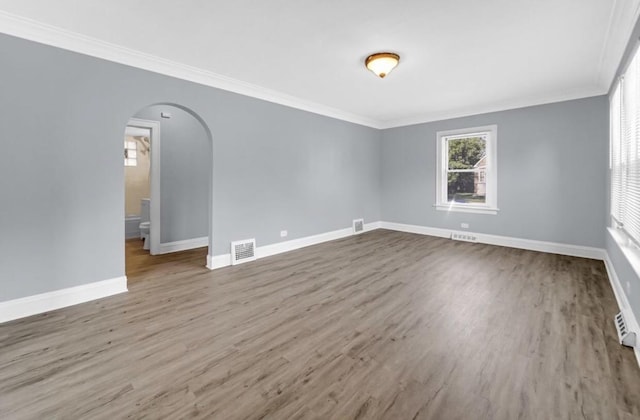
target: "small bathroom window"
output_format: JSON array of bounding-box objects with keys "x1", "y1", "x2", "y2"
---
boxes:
[{"x1": 124, "y1": 140, "x2": 137, "y2": 166}]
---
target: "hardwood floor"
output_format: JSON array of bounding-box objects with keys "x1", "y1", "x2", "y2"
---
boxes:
[
  {"x1": 1, "y1": 230, "x2": 639, "y2": 419},
  {"x1": 125, "y1": 238, "x2": 207, "y2": 281}
]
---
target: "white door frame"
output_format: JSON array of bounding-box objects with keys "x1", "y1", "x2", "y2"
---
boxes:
[{"x1": 126, "y1": 118, "x2": 161, "y2": 255}]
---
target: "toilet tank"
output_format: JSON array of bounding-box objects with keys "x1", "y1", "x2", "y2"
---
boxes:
[{"x1": 140, "y1": 198, "x2": 150, "y2": 223}]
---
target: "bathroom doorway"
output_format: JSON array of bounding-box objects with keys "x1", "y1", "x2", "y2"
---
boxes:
[
  {"x1": 124, "y1": 119, "x2": 159, "y2": 254},
  {"x1": 123, "y1": 103, "x2": 213, "y2": 282}
]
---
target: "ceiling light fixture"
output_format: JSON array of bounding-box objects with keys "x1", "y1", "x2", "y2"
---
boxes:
[{"x1": 365, "y1": 52, "x2": 400, "y2": 78}]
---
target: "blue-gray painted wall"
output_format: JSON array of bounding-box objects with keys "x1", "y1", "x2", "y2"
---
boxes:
[
  {"x1": 0, "y1": 34, "x2": 381, "y2": 301},
  {"x1": 380, "y1": 96, "x2": 609, "y2": 248},
  {"x1": 133, "y1": 105, "x2": 210, "y2": 244},
  {"x1": 0, "y1": 30, "x2": 626, "y2": 314}
]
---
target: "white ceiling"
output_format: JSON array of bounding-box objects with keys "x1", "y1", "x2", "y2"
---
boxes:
[{"x1": 0, "y1": 0, "x2": 638, "y2": 128}]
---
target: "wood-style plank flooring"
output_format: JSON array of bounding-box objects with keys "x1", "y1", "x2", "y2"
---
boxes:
[{"x1": 1, "y1": 230, "x2": 640, "y2": 419}]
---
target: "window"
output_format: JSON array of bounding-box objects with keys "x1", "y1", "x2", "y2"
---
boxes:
[
  {"x1": 435, "y1": 125, "x2": 498, "y2": 214},
  {"x1": 610, "y1": 45, "x2": 640, "y2": 247},
  {"x1": 124, "y1": 140, "x2": 137, "y2": 166}
]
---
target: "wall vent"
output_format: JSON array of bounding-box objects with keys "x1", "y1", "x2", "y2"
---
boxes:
[
  {"x1": 231, "y1": 238, "x2": 256, "y2": 265},
  {"x1": 451, "y1": 231, "x2": 478, "y2": 243},
  {"x1": 353, "y1": 218, "x2": 365, "y2": 234},
  {"x1": 615, "y1": 312, "x2": 637, "y2": 347}
]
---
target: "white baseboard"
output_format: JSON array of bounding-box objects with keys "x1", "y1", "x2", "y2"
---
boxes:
[
  {"x1": 0, "y1": 276, "x2": 128, "y2": 324},
  {"x1": 206, "y1": 221, "x2": 380, "y2": 270},
  {"x1": 604, "y1": 253, "x2": 640, "y2": 367},
  {"x1": 207, "y1": 253, "x2": 232, "y2": 270},
  {"x1": 380, "y1": 222, "x2": 451, "y2": 239},
  {"x1": 256, "y1": 227, "x2": 351, "y2": 259},
  {"x1": 379, "y1": 221, "x2": 606, "y2": 260},
  {"x1": 158, "y1": 236, "x2": 208, "y2": 254},
  {"x1": 206, "y1": 220, "x2": 603, "y2": 270}
]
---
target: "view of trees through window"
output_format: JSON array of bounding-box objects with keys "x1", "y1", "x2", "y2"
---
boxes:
[{"x1": 446, "y1": 136, "x2": 487, "y2": 203}]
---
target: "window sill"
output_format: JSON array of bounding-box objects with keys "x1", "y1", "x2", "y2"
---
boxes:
[
  {"x1": 608, "y1": 227, "x2": 640, "y2": 281},
  {"x1": 434, "y1": 204, "x2": 499, "y2": 215}
]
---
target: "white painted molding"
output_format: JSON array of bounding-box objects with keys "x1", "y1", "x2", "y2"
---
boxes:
[
  {"x1": 206, "y1": 221, "x2": 380, "y2": 270},
  {"x1": 0, "y1": 276, "x2": 128, "y2": 323},
  {"x1": 256, "y1": 227, "x2": 352, "y2": 260},
  {"x1": 379, "y1": 221, "x2": 607, "y2": 260},
  {"x1": 435, "y1": 125, "x2": 498, "y2": 214},
  {"x1": 365, "y1": 221, "x2": 382, "y2": 231},
  {"x1": 380, "y1": 222, "x2": 451, "y2": 239},
  {"x1": 379, "y1": 87, "x2": 607, "y2": 129},
  {"x1": 0, "y1": 11, "x2": 380, "y2": 129},
  {"x1": 597, "y1": 0, "x2": 640, "y2": 90},
  {"x1": 479, "y1": 232, "x2": 606, "y2": 260},
  {"x1": 207, "y1": 253, "x2": 231, "y2": 270},
  {"x1": 158, "y1": 236, "x2": 208, "y2": 254},
  {"x1": 0, "y1": 10, "x2": 614, "y2": 130},
  {"x1": 604, "y1": 253, "x2": 640, "y2": 367}
]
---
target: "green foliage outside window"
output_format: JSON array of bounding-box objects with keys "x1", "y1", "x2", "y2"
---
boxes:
[{"x1": 447, "y1": 137, "x2": 485, "y2": 202}]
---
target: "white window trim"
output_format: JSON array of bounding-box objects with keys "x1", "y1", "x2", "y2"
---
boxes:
[
  {"x1": 124, "y1": 140, "x2": 137, "y2": 167},
  {"x1": 434, "y1": 124, "x2": 498, "y2": 215},
  {"x1": 610, "y1": 71, "x2": 640, "y2": 256}
]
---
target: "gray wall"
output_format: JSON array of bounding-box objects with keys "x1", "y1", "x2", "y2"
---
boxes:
[
  {"x1": 125, "y1": 217, "x2": 141, "y2": 239},
  {"x1": 381, "y1": 96, "x2": 609, "y2": 248},
  {"x1": 605, "y1": 16, "x2": 640, "y2": 324},
  {"x1": 0, "y1": 34, "x2": 381, "y2": 302},
  {"x1": 134, "y1": 105, "x2": 210, "y2": 243},
  {"x1": 0, "y1": 30, "x2": 616, "y2": 307}
]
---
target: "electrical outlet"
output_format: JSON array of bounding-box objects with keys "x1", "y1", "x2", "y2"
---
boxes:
[
  {"x1": 627, "y1": 281, "x2": 632, "y2": 294},
  {"x1": 461, "y1": 223, "x2": 470, "y2": 229},
  {"x1": 280, "y1": 230, "x2": 288, "y2": 238}
]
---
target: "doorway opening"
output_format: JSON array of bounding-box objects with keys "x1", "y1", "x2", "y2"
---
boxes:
[{"x1": 123, "y1": 104, "x2": 213, "y2": 282}]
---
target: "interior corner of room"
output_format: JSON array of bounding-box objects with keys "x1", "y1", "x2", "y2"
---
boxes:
[{"x1": 1, "y1": 1, "x2": 640, "y2": 417}]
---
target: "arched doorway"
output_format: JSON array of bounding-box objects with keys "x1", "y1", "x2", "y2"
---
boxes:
[{"x1": 122, "y1": 103, "x2": 213, "y2": 279}]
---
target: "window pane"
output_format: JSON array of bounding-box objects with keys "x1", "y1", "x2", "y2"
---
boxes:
[
  {"x1": 447, "y1": 171, "x2": 486, "y2": 203},
  {"x1": 447, "y1": 137, "x2": 486, "y2": 170}
]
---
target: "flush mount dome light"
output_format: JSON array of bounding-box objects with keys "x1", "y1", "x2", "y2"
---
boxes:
[{"x1": 365, "y1": 52, "x2": 400, "y2": 78}]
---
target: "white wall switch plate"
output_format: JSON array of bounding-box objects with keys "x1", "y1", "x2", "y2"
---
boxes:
[{"x1": 461, "y1": 223, "x2": 470, "y2": 229}]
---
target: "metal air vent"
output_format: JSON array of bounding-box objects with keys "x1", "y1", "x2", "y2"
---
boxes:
[
  {"x1": 615, "y1": 312, "x2": 637, "y2": 347},
  {"x1": 231, "y1": 239, "x2": 256, "y2": 265},
  {"x1": 451, "y1": 231, "x2": 478, "y2": 243},
  {"x1": 353, "y1": 219, "x2": 364, "y2": 234}
]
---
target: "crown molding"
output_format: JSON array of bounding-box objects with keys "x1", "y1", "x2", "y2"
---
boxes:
[
  {"x1": 378, "y1": 87, "x2": 607, "y2": 129},
  {"x1": 0, "y1": 9, "x2": 627, "y2": 131},
  {"x1": 0, "y1": 11, "x2": 382, "y2": 129},
  {"x1": 597, "y1": 0, "x2": 640, "y2": 91}
]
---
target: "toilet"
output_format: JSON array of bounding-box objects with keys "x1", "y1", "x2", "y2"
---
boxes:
[{"x1": 139, "y1": 198, "x2": 151, "y2": 250}]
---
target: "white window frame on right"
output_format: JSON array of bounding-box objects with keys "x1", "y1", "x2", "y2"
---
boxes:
[{"x1": 435, "y1": 124, "x2": 498, "y2": 215}]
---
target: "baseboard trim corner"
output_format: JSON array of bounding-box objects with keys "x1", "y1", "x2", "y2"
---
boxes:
[
  {"x1": 0, "y1": 276, "x2": 128, "y2": 323},
  {"x1": 207, "y1": 253, "x2": 231, "y2": 270},
  {"x1": 158, "y1": 236, "x2": 208, "y2": 254},
  {"x1": 378, "y1": 221, "x2": 606, "y2": 260},
  {"x1": 206, "y1": 221, "x2": 382, "y2": 270}
]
